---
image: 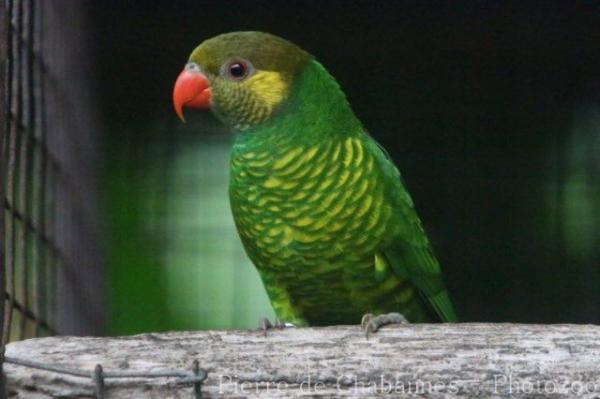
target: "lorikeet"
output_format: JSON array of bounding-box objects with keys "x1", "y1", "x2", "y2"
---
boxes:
[{"x1": 173, "y1": 32, "x2": 457, "y2": 331}]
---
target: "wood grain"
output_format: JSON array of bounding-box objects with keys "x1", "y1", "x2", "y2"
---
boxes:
[{"x1": 5, "y1": 323, "x2": 600, "y2": 398}]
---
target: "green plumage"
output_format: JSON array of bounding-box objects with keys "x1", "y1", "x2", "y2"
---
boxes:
[{"x1": 187, "y1": 32, "x2": 457, "y2": 324}]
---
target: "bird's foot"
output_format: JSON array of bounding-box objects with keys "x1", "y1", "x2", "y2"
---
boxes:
[
  {"x1": 361, "y1": 312, "x2": 409, "y2": 339},
  {"x1": 258, "y1": 317, "x2": 295, "y2": 337}
]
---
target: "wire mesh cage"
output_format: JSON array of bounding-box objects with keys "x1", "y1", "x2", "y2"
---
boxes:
[{"x1": 1, "y1": 0, "x2": 104, "y2": 366}]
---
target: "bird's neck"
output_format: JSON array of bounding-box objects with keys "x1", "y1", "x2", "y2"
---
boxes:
[{"x1": 232, "y1": 59, "x2": 364, "y2": 152}]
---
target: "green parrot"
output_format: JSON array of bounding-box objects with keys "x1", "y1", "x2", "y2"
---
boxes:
[{"x1": 173, "y1": 32, "x2": 457, "y2": 332}]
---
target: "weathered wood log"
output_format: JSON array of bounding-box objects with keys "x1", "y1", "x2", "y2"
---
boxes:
[{"x1": 4, "y1": 323, "x2": 600, "y2": 398}]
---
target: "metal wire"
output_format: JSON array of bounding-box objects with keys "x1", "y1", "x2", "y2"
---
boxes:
[
  {"x1": 0, "y1": 2, "x2": 9, "y2": 396},
  {"x1": 1, "y1": 4, "x2": 104, "y2": 398},
  {"x1": 1, "y1": 0, "x2": 104, "y2": 343},
  {"x1": 5, "y1": 356, "x2": 207, "y2": 399},
  {"x1": 2, "y1": 1, "x2": 203, "y2": 396}
]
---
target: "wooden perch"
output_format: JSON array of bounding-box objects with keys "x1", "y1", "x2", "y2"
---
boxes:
[{"x1": 4, "y1": 323, "x2": 600, "y2": 398}]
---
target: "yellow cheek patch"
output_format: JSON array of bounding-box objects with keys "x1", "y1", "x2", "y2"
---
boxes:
[{"x1": 243, "y1": 70, "x2": 288, "y2": 109}]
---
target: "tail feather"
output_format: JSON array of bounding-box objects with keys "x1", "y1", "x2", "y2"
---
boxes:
[{"x1": 429, "y1": 290, "x2": 458, "y2": 322}]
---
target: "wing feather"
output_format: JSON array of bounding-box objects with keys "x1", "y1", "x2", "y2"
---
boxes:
[{"x1": 364, "y1": 135, "x2": 458, "y2": 322}]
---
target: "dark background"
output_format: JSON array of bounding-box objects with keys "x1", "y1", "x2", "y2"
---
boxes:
[{"x1": 90, "y1": 1, "x2": 599, "y2": 332}]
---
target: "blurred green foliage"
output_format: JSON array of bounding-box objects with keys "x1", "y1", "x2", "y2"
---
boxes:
[{"x1": 104, "y1": 120, "x2": 274, "y2": 334}]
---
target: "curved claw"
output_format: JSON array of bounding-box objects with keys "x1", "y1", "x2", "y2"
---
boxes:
[{"x1": 258, "y1": 317, "x2": 292, "y2": 337}]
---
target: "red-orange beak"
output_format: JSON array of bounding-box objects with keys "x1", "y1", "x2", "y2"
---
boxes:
[{"x1": 172, "y1": 67, "x2": 211, "y2": 122}]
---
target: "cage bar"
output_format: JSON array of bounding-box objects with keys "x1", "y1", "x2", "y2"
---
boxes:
[{"x1": 1, "y1": 0, "x2": 104, "y2": 355}]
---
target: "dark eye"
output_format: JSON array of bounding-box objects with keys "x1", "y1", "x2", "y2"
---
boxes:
[
  {"x1": 229, "y1": 63, "x2": 246, "y2": 78},
  {"x1": 221, "y1": 59, "x2": 254, "y2": 81}
]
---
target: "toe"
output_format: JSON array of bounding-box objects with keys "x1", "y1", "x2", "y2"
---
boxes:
[
  {"x1": 383, "y1": 312, "x2": 409, "y2": 325},
  {"x1": 360, "y1": 313, "x2": 375, "y2": 330},
  {"x1": 360, "y1": 312, "x2": 409, "y2": 338},
  {"x1": 258, "y1": 317, "x2": 273, "y2": 336}
]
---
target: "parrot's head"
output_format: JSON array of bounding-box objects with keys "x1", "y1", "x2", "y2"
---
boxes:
[{"x1": 173, "y1": 31, "x2": 311, "y2": 130}]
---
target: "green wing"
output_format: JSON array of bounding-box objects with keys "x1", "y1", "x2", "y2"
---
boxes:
[
  {"x1": 365, "y1": 136, "x2": 458, "y2": 322},
  {"x1": 384, "y1": 243, "x2": 458, "y2": 322}
]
